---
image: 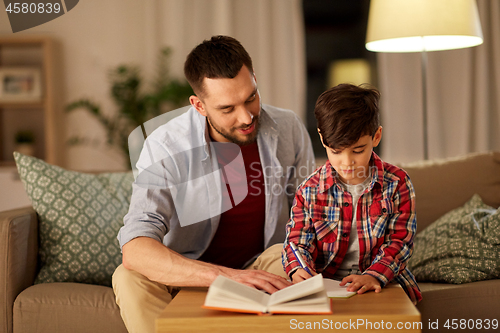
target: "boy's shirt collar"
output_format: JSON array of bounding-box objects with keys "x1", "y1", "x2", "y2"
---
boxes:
[{"x1": 318, "y1": 151, "x2": 385, "y2": 193}]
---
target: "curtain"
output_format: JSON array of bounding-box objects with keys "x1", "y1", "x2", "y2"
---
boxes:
[
  {"x1": 377, "y1": 0, "x2": 500, "y2": 163},
  {"x1": 143, "y1": 0, "x2": 307, "y2": 122}
]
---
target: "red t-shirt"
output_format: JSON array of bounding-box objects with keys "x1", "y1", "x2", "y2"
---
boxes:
[{"x1": 199, "y1": 141, "x2": 266, "y2": 269}]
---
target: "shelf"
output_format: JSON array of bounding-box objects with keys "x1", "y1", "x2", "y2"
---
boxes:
[
  {"x1": 0, "y1": 101, "x2": 44, "y2": 109},
  {"x1": 0, "y1": 35, "x2": 62, "y2": 166}
]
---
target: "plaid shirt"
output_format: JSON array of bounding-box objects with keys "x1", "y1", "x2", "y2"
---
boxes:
[{"x1": 282, "y1": 152, "x2": 422, "y2": 304}]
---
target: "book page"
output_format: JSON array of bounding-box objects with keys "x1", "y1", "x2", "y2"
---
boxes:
[
  {"x1": 323, "y1": 278, "x2": 356, "y2": 298},
  {"x1": 269, "y1": 291, "x2": 332, "y2": 314},
  {"x1": 205, "y1": 294, "x2": 267, "y2": 313},
  {"x1": 204, "y1": 275, "x2": 331, "y2": 314},
  {"x1": 205, "y1": 276, "x2": 269, "y2": 308},
  {"x1": 272, "y1": 291, "x2": 328, "y2": 307},
  {"x1": 268, "y1": 274, "x2": 325, "y2": 306}
]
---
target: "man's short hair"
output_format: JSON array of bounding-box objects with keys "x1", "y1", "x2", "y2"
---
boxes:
[
  {"x1": 184, "y1": 35, "x2": 254, "y2": 97},
  {"x1": 314, "y1": 83, "x2": 380, "y2": 150}
]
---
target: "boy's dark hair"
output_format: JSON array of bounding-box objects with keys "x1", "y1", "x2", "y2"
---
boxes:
[
  {"x1": 314, "y1": 83, "x2": 380, "y2": 150},
  {"x1": 184, "y1": 35, "x2": 254, "y2": 97}
]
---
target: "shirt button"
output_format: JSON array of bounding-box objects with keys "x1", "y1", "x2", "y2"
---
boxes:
[
  {"x1": 342, "y1": 233, "x2": 348, "y2": 237},
  {"x1": 382, "y1": 208, "x2": 387, "y2": 213},
  {"x1": 344, "y1": 202, "x2": 349, "y2": 207}
]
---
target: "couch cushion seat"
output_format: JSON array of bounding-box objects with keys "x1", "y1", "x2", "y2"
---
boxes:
[
  {"x1": 418, "y1": 280, "x2": 500, "y2": 323},
  {"x1": 13, "y1": 282, "x2": 127, "y2": 333}
]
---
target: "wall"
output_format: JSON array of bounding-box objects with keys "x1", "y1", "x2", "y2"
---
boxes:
[
  {"x1": 0, "y1": 0, "x2": 163, "y2": 171},
  {"x1": 0, "y1": 0, "x2": 306, "y2": 172},
  {"x1": 0, "y1": 166, "x2": 30, "y2": 211}
]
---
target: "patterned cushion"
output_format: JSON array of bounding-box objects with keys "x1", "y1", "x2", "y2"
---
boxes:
[
  {"x1": 408, "y1": 194, "x2": 500, "y2": 284},
  {"x1": 14, "y1": 152, "x2": 134, "y2": 286}
]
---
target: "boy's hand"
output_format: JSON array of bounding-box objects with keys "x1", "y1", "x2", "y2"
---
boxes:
[
  {"x1": 291, "y1": 268, "x2": 317, "y2": 283},
  {"x1": 340, "y1": 274, "x2": 382, "y2": 294}
]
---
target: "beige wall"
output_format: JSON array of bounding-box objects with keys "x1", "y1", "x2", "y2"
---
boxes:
[
  {"x1": 0, "y1": 166, "x2": 30, "y2": 211},
  {"x1": 1, "y1": 0, "x2": 169, "y2": 171},
  {"x1": 0, "y1": 0, "x2": 305, "y2": 172}
]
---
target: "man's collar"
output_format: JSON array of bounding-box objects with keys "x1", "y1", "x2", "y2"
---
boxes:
[{"x1": 256, "y1": 106, "x2": 278, "y2": 137}]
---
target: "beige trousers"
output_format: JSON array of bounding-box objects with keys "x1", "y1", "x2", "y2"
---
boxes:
[{"x1": 112, "y1": 243, "x2": 286, "y2": 333}]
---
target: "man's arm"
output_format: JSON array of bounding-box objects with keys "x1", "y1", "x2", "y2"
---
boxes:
[
  {"x1": 122, "y1": 236, "x2": 291, "y2": 293},
  {"x1": 121, "y1": 117, "x2": 292, "y2": 293}
]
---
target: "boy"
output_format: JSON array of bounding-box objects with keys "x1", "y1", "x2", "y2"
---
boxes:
[{"x1": 282, "y1": 84, "x2": 421, "y2": 304}]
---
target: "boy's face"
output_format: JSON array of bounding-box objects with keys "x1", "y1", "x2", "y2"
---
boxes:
[{"x1": 320, "y1": 127, "x2": 382, "y2": 185}]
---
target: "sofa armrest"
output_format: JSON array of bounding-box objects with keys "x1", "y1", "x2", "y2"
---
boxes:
[{"x1": 0, "y1": 206, "x2": 38, "y2": 333}]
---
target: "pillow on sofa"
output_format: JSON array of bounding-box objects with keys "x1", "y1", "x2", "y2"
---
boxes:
[
  {"x1": 14, "y1": 152, "x2": 134, "y2": 287},
  {"x1": 408, "y1": 194, "x2": 500, "y2": 284}
]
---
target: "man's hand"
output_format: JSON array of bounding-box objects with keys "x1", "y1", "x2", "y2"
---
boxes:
[
  {"x1": 291, "y1": 268, "x2": 317, "y2": 284},
  {"x1": 224, "y1": 269, "x2": 292, "y2": 294},
  {"x1": 340, "y1": 274, "x2": 382, "y2": 294},
  {"x1": 123, "y1": 237, "x2": 291, "y2": 293}
]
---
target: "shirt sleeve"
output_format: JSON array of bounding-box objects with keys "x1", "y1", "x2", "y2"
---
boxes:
[
  {"x1": 117, "y1": 136, "x2": 177, "y2": 250},
  {"x1": 286, "y1": 113, "x2": 315, "y2": 208},
  {"x1": 282, "y1": 186, "x2": 317, "y2": 277},
  {"x1": 362, "y1": 173, "x2": 417, "y2": 286}
]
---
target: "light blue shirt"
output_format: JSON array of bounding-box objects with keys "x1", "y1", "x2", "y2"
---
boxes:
[{"x1": 118, "y1": 105, "x2": 314, "y2": 260}]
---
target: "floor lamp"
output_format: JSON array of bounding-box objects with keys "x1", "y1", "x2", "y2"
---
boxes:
[{"x1": 365, "y1": 0, "x2": 483, "y2": 160}]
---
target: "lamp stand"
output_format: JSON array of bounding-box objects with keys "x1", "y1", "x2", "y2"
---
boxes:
[{"x1": 421, "y1": 50, "x2": 429, "y2": 160}]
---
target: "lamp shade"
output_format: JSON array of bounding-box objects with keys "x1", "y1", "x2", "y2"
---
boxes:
[
  {"x1": 366, "y1": 0, "x2": 483, "y2": 52},
  {"x1": 328, "y1": 59, "x2": 371, "y2": 88}
]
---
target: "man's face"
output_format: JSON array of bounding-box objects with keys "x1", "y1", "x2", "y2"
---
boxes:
[
  {"x1": 321, "y1": 127, "x2": 382, "y2": 185},
  {"x1": 190, "y1": 66, "x2": 261, "y2": 146}
]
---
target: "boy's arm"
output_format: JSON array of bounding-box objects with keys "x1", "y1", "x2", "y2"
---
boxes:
[
  {"x1": 282, "y1": 187, "x2": 317, "y2": 278},
  {"x1": 362, "y1": 174, "x2": 417, "y2": 286}
]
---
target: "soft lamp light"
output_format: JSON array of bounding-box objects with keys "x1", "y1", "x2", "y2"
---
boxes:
[
  {"x1": 366, "y1": 0, "x2": 483, "y2": 53},
  {"x1": 365, "y1": 0, "x2": 483, "y2": 159}
]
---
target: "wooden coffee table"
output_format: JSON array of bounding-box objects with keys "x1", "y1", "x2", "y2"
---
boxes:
[{"x1": 156, "y1": 284, "x2": 421, "y2": 332}]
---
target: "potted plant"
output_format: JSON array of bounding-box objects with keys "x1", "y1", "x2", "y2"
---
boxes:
[
  {"x1": 66, "y1": 47, "x2": 193, "y2": 169},
  {"x1": 15, "y1": 130, "x2": 35, "y2": 156}
]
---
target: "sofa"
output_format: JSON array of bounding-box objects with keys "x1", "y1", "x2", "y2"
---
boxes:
[
  {"x1": 401, "y1": 151, "x2": 500, "y2": 331},
  {"x1": 1, "y1": 151, "x2": 499, "y2": 333}
]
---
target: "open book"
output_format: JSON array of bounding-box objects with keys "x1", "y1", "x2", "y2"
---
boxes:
[
  {"x1": 203, "y1": 274, "x2": 332, "y2": 314},
  {"x1": 323, "y1": 279, "x2": 356, "y2": 298}
]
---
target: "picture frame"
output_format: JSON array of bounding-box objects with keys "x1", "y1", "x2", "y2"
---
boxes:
[{"x1": 0, "y1": 67, "x2": 42, "y2": 102}]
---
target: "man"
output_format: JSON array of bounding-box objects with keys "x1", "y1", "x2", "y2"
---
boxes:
[{"x1": 112, "y1": 35, "x2": 314, "y2": 333}]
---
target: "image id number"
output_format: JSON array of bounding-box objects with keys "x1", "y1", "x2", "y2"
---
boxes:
[
  {"x1": 444, "y1": 319, "x2": 498, "y2": 330},
  {"x1": 6, "y1": 2, "x2": 61, "y2": 14}
]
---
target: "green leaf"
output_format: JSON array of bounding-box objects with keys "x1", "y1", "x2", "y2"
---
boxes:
[{"x1": 65, "y1": 47, "x2": 193, "y2": 170}]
